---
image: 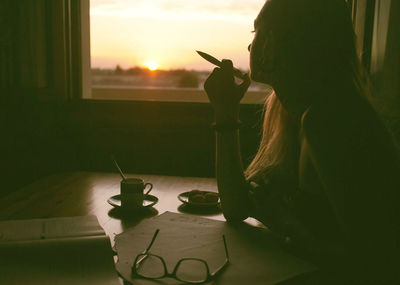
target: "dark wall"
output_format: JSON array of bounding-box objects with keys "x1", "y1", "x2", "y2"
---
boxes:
[
  {"x1": 63, "y1": 100, "x2": 263, "y2": 178},
  {"x1": 1, "y1": 95, "x2": 67, "y2": 195},
  {"x1": 0, "y1": 0, "x2": 68, "y2": 196}
]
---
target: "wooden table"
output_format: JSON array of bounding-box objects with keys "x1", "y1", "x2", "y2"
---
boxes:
[
  {"x1": 0, "y1": 171, "x2": 321, "y2": 284},
  {"x1": 0, "y1": 171, "x2": 250, "y2": 245}
]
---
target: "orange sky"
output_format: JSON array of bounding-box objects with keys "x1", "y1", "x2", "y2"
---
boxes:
[{"x1": 90, "y1": 0, "x2": 265, "y2": 70}]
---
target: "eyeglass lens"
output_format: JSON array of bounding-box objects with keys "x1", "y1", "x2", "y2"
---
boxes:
[
  {"x1": 176, "y1": 259, "x2": 208, "y2": 283},
  {"x1": 135, "y1": 254, "x2": 165, "y2": 278}
]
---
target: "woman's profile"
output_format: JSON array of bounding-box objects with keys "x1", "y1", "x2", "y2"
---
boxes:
[{"x1": 204, "y1": 0, "x2": 399, "y2": 283}]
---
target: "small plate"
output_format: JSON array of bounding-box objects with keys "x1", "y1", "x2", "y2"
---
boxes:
[
  {"x1": 178, "y1": 191, "x2": 220, "y2": 208},
  {"x1": 107, "y1": 194, "x2": 158, "y2": 209}
]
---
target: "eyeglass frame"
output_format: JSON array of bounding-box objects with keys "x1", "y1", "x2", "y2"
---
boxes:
[{"x1": 131, "y1": 228, "x2": 230, "y2": 284}]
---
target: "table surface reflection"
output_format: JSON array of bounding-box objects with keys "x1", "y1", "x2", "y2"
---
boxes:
[{"x1": 0, "y1": 172, "x2": 263, "y2": 243}]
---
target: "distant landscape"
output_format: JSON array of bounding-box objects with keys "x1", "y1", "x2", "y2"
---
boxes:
[{"x1": 91, "y1": 65, "x2": 267, "y2": 91}]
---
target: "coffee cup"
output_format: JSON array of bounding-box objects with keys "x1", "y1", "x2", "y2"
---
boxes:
[{"x1": 120, "y1": 178, "x2": 153, "y2": 209}]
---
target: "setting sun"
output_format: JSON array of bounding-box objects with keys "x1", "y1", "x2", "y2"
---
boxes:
[{"x1": 145, "y1": 61, "x2": 159, "y2": 71}]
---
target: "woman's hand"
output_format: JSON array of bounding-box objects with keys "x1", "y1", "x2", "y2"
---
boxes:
[{"x1": 204, "y1": 59, "x2": 250, "y2": 122}]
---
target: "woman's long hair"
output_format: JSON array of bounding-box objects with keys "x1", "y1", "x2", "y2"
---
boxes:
[
  {"x1": 245, "y1": 0, "x2": 371, "y2": 183},
  {"x1": 245, "y1": 92, "x2": 299, "y2": 183}
]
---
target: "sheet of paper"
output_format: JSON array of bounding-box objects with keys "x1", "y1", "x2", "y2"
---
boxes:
[{"x1": 115, "y1": 211, "x2": 317, "y2": 284}]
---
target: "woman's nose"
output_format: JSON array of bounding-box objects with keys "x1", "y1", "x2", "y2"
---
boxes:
[{"x1": 248, "y1": 44, "x2": 251, "y2": 52}]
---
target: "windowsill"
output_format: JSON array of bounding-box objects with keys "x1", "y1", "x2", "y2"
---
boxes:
[{"x1": 89, "y1": 86, "x2": 270, "y2": 104}]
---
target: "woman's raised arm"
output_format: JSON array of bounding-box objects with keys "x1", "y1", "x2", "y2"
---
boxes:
[{"x1": 204, "y1": 60, "x2": 252, "y2": 222}]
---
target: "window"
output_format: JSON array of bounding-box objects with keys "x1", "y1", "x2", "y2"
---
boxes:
[
  {"x1": 87, "y1": 0, "x2": 270, "y2": 103},
  {"x1": 351, "y1": 0, "x2": 400, "y2": 149}
]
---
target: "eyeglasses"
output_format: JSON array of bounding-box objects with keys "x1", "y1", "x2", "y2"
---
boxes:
[{"x1": 131, "y1": 229, "x2": 230, "y2": 284}]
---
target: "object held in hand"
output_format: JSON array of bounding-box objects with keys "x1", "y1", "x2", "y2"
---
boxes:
[{"x1": 196, "y1": 50, "x2": 246, "y2": 79}]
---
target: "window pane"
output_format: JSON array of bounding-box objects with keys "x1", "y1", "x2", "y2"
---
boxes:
[{"x1": 89, "y1": 0, "x2": 269, "y2": 102}]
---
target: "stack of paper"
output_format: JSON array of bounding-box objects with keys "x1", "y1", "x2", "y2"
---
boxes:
[{"x1": 0, "y1": 216, "x2": 120, "y2": 285}]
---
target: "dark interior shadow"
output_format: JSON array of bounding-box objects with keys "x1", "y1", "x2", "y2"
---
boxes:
[
  {"x1": 226, "y1": 220, "x2": 284, "y2": 253},
  {"x1": 108, "y1": 207, "x2": 158, "y2": 230},
  {"x1": 177, "y1": 204, "x2": 222, "y2": 215},
  {"x1": 226, "y1": 222, "x2": 322, "y2": 284}
]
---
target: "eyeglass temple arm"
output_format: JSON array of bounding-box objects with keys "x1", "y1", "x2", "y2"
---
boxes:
[
  {"x1": 211, "y1": 235, "x2": 230, "y2": 277},
  {"x1": 136, "y1": 228, "x2": 160, "y2": 266},
  {"x1": 222, "y1": 235, "x2": 229, "y2": 259},
  {"x1": 145, "y1": 229, "x2": 160, "y2": 252}
]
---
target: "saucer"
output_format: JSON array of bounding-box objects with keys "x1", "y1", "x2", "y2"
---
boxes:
[
  {"x1": 178, "y1": 191, "x2": 220, "y2": 208},
  {"x1": 107, "y1": 194, "x2": 158, "y2": 210}
]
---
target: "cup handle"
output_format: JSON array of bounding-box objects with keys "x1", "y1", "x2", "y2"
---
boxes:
[{"x1": 144, "y1": 183, "x2": 153, "y2": 196}]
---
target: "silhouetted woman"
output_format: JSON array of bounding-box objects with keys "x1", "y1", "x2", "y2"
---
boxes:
[{"x1": 204, "y1": 0, "x2": 399, "y2": 283}]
